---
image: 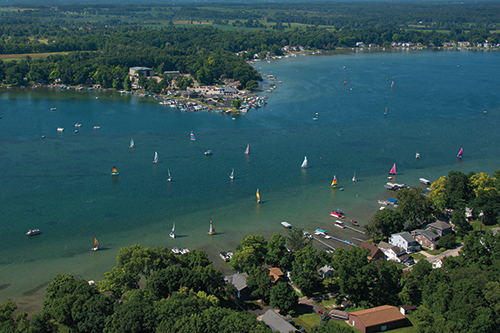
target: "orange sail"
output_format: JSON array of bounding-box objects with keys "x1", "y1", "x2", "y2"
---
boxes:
[
  {"x1": 111, "y1": 164, "x2": 119, "y2": 175},
  {"x1": 94, "y1": 237, "x2": 99, "y2": 247},
  {"x1": 256, "y1": 189, "x2": 261, "y2": 203}
]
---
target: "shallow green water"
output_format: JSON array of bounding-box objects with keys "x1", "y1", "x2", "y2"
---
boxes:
[{"x1": 1, "y1": 49, "x2": 499, "y2": 306}]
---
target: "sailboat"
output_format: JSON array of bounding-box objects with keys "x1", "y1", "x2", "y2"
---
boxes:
[
  {"x1": 167, "y1": 169, "x2": 172, "y2": 182},
  {"x1": 416, "y1": 151, "x2": 421, "y2": 159},
  {"x1": 457, "y1": 147, "x2": 463, "y2": 159},
  {"x1": 256, "y1": 189, "x2": 261, "y2": 203},
  {"x1": 331, "y1": 176, "x2": 338, "y2": 188},
  {"x1": 384, "y1": 107, "x2": 388, "y2": 115},
  {"x1": 207, "y1": 221, "x2": 216, "y2": 235},
  {"x1": 153, "y1": 151, "x2": 159, "y2": 164},
  {"x1": 230, "y1": 168, "x2": 234, "y2": 180},
  {"x1": 389, "y1": 163, "x2": 396, "y2": 175},
  {"x1": 169, "y1": 223, "x2": 176, "y2": 239},
  {"x1": 244, "y1": 144, "x2": 250, "y2": 155},
  {"x1": 352, "y1": 171, "x2": 357, "y2": 182},
  {"x1": 301, "y1": 156, "x2": 308, "y2": 168},
  {"x1": 190, "y1": 131, "x2": 196, "y2": 141},
  {"x1": 129, "y1": 138, "x2": 134, "y2": 148},
  {"x1": 92, "y1": 237, "x2": 100, "y2": 251},
  {"x1": 111, "y1": 164, "x2": 119, "y2": 176}
]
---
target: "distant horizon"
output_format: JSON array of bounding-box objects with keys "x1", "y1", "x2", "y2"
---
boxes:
[{"x1": 2, "y1": 0, "x2": 498, "y2": 6}]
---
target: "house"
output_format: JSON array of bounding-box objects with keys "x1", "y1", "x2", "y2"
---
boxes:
[
  {"x1": 360, "y1": 241, "x2": 385, "y2": 260},
  {"x1": 163, "y1": 71, "x2": 180, "y2": 77},
  {"x1": 348, "y1": 305, "x2": 408, "y2": 333},
  {"x1": 129, "y1": 67, "x2": 154, "y2": 78},
  {"x1": 224, "y1": 273, "x2": 249, "y2": 299},
  {"x1": 400, "y1": 305, "x2": 417, "y2": 316},
  {"x1": 412, "y1": 229, "x2": 439, "y2": 250},
  {"x1": 268, "y1": 268, "x2": 285, "y2": 283},
  {"x1": 389, "y1": 232, "x2": 421, "y2": 253},
  {"x1": 378, "y1": 242, "x2": 414, "y2": 265},
  {"x1": 221, "y1": 85, "x2": 239, "y2": 96},
  {"x1": 426, "y1": 220, "x2": 453, "y2": 237},
  {"x1": 261, "y1": 309, "x2": 298, "y2": 333},
  {"x1": 318, "y1": 265, "x2": 334, "y2": 279}
]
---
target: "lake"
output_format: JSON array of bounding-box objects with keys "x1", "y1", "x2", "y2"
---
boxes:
[{"x1": 1, "y1": 48, "x2": 499, "y2": 312}]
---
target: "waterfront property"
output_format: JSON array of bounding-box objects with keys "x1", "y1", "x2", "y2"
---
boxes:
[
  {"x1": 129, "y1": 66, "x2": 154, "y2": 78},
  {"x1": 389, "y1": 232, "x2": 421, "y2": 253},
  {"x1": 360, "y1": 241, "x2": 385, "y2": 261},
  {"x1": 426, "y1": 220, "x2": 453, "y2": 237}
]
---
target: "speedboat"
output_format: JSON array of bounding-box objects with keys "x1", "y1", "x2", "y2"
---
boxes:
[
  {"x1": 204, "y1": 150, "x2": 213, "y2": 155},
  {"x1": 335, "y1": 220, "x2": 346, "y2": 228},
  {"x1": 57, "y1": 127, "x2": 64, "y2": 132},
  {"x1": 25, "y1": 229, "x2": 41, "y2": 236}
]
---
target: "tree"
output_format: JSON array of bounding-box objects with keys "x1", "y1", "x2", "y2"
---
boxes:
[
  {"x1": 230, "y1": 235, "x2": 268, "y2": 272},
  {"x1": 396, "y1": 186, "x2": 434, "y2": 230},
  {"x1": 451, "y1": 209, "x2": 472, "y2": 236},
  {"x1": 290, "y1": 245, "x2": 321, "y2": 295},
  {"x1": 231, "y1": 98, "x2": 241, "y2": 109},
  {"x1": 333, "y1": 246, "x2": 374, "y2": 305},
  {"x1": 269, "y1": 282, "x2": 298, "y2": 314},
  {"x1": 266, "y1": 234, "x2": 290, "y2": 268},
  {"x1": 399, "y1": 259, "x2": 433, "y2": 306},
  {"x1": 438, "y1": 233, "x2": 456, "y2": 249},
  {"x1": 444, "y1": 171, "x2": 475, "y2": 210},
  {"x1": 365, "y1": 209, "x2": 404, "y2": 240},
  {"x1": 286, "y1": 227, "x2": 312, "y2": 252},
  {"x1": 246, "y1": 267, "x2": 274, "y2": 304}
]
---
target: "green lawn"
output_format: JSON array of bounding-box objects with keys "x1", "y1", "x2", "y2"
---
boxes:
[
  {"x1": 293, "y1": 313, "x2": 319, "y2": 332},
  {"x1": 411, "y1": 253, "x2": 427, "y2": 260}
]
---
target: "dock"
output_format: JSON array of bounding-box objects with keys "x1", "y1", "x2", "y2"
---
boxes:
[
  {"x1": 344, "y1": 225, "x2": 365, "y2": 234},
  {"x1": 312, "y1": 236, "x2": 336, "y2": 251}
]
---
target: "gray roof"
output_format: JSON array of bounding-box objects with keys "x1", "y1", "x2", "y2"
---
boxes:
[
  {"x1": 393, "y1": 232, "x2": 415, "y2": 243},
  {"x1": 420, "y1": 229, "x2": 439, "y2": 241},
  {"x1": 378, "y1": 241, "x2": 392, "y2": 250},
  {"x1": 130, "y1": 66, "x2": 153, "y2": 71},
  {"x1": 261, "y1": 309, "x2": 297, "y2": 333},
  {"x1": 428, "y1": 220, "x2": 452, "y2": 230},
  {"x1": 224, "y1": 273, "x2": 248, "y2": 291},
  {"x1": 318, "y1": 265, "x2": 333, "y2": 274}
]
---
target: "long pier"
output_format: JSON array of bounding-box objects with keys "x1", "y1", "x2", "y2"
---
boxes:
[
  {"x1": 344, "y1": 225, "x2": 365, "y2": 234},
  {"x1": 312, "y1": 237, "x2": 336, "y2": 251}
]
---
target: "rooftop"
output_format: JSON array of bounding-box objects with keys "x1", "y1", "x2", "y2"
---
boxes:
[{"x1": 349, "y1": 305, "x2": 406, "y2": 327}]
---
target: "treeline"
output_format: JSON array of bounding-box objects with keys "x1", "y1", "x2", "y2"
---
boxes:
[{"x1": 365, "y1": 170, "x2": 500, "y2": 242}]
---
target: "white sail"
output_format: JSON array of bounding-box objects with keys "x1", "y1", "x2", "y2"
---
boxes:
[
  {"x1": 167, "y1": 169, "x2": 172, "y2": 182},
  {"x1": 153, "y1": 151, "x2": 158, "y2": 163},
  {"x1": 170, "y1": 223, "x2": 175, "y2": 239},
  {"x1": 301, "y1": 156, "x2": 308, "y2": 168},
  {"x1": 130, "y1": 138, "x2": 134, "y2": 148},
  {"x1": 230, "y1": 168, "x2": 234, "y2": 179},
  {"x1": 352, "y1": 171, "x2": 357, "y2": 182}
]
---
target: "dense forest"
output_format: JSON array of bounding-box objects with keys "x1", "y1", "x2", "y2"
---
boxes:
[{"x1": 0, "y1": 2, "x2": 499, "y2": 91}]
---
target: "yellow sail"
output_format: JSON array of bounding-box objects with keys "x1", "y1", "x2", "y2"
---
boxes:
[
  {"x1": 331, "y1": 176, "x2": 337, "y2": 188},
  {"x1": 256, "y1": 189, "x2": 261, "y2": 203}
]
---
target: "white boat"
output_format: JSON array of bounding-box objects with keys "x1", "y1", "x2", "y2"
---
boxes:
[
  {"x1": 419, "y1": 178, "x2": 431, "y2": 185},
  {"x1": 57, "y1": 127, "x2": 64, "y2": 132},
  {"x1": 25, "y1": 229, "x2": 41, "y2": 236},
  {"x1": 129, "y1": 138, "x2": 134, "y2": 148},
  {"x1": 301, "y1": 156, "x2": 308, "y2": 168},
  {"x1": 75, "y1": 123, "x2": 82, "y2": 128},
  {"x1": 50, "y1": 107, "x2": 57, "y2": 111},
  {"x1": 93, "y1": 126, "x2": 100, "y2": 130},
  {"x1": 335, "y1": 220, "x2": 346, "y2": 229},
  {"x1": 167, "y1": 169, "x2": 172, "y2": 182},
  {"x1": 204, "y1": 150, "x2": 213, "y2": 155},
  {"x1": 171, "y1": 247, "x2": 180, "y2": 254},
  {"x1": 281, "y1": 221, "x2": 292, "y2": 229},
  {"x1": 416, "y1": 152, "x2": 421, "y2": 159},
  {"x1": 153, "y1": 151, "x2": 159, "y2": 163},
  {"x1": 352, "y1": 171, "x2": 357, "y2": 182},
  {"x1": 92, "y1": 237, "x2": 100, "y2": 251},
  {"x1": 207, "y1": 221, "x2": 216, "y2": 235},
  {"x1": 169, "y1": 223, "x2": 176, "y2": 239},
  {"x1": 230, "y1": 168, "x2": 234, "y2": 180}
]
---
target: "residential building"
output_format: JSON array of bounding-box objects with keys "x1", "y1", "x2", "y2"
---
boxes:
[
  {"x1": 129, "y1": 67, "x2": 154, "y2": 78},
  {"x1": 261, "y1": 309, "x2": 298, "y2": 333},
  {"x1": 224, "y1": 273, "x2": 249, "y2": 299},
  {"x1": 412, "y1": 229, "x2": 439, "y2": 250},
  {"x1": 360, "y1": 241, "x2": 385, "y2": 260},
  {"x1": 348, "y1": 305, "x2": 408, "y2": 333},
  {"x1": 378, "y1": 242, "x2": 414, "y2": 265},
  {"x1": 426, "y1": 220, "x2": 453, "y2": 237},
  {"x1": 268, "y1": 268, "x2": 285, "y2": 283},
  {"x1": 318, "y1": 265, "x2": 334, "y2": 279},
  {"x1": 389, "y1": 232, "x2": 421, "y2": 253}
]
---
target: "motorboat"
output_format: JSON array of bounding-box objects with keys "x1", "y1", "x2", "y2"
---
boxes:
[
  {"x1": 281, "y1": 221, "x2": 292, "y2": 229},
  {"x1": 335, "y1": 220, "x2": 346, "y2": 228},
  {"x1": 204, "y1": 150, "x2": 213, "y2": 155},
  {"x1": 25, "y1": 229, "x2": 41, "y2": 236}
]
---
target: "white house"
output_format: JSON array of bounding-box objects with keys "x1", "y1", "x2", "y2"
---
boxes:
[
  {"x1": 318, "y1": 265, "x2": 334, "y2": 279},
  {"x1": 378, "y1": 241, "x2": 414, "y2": 265},
  {"x1": 389, "y1": 232, "x2": 421, "y2": 253}
]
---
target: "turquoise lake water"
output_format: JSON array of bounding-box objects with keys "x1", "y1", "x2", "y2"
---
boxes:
[{"x1": 1, "y1": 49, "x2": 500, "y2": 310}]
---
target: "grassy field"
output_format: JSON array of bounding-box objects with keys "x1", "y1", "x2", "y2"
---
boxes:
[{"x1": 0, "y1": 52, "x2": 68, "y2": 62}]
